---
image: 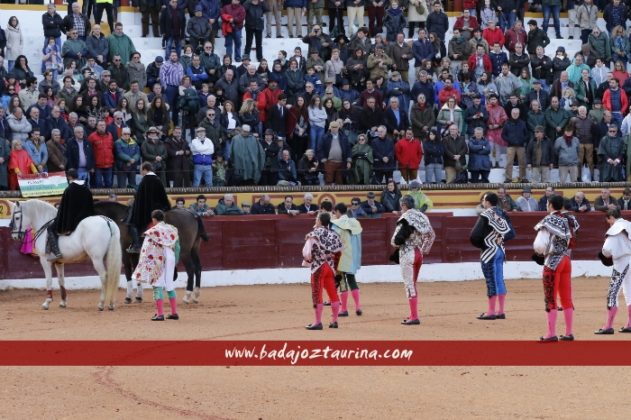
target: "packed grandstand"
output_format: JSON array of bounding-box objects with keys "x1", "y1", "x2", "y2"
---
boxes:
[{"x1": 0, "y1": 0, "x2": 630, "y2": 200}]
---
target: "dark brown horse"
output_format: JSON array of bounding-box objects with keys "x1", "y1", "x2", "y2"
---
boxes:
[{"x1": 94, "y1": 201, "x2": 206, "y2": 303}]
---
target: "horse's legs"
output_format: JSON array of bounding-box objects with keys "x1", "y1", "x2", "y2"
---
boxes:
[
  {"x1": 56, "y1": 263, "x2": 67, "y2": 308},
  {"x1": 126, "y1": 279, "x2": 143, "y2": 303},
  {"x1": 92, "y1": 258, "x2": 107, "y2": 311},
  {"x1": 181, "y1": 252, "x2": 195, "y2": 304},
  {"x1": 40, "y1": 257, "x2": 54, "y2": 310},
  {"x1": 121, "y1": 254, "x2": 142, "y2": 303},
  {"x1": 183, "y1": 253, "x2": 194, "y2": 292},
  {"x1": 129, "y1": 254, "x2": 143, "y2": 303},
  {"x1": 125, "y1": 280, "x2": 133, "y2": 303},
  {"x1": 191, "y1": 248, "x2": 202, "y2": 302},
  {"x1": 135, "y1": 280, "x2": 143, "y2": 302},
  {"x1": 124, "y1": 255, "x2": 134, "y2": 304}
]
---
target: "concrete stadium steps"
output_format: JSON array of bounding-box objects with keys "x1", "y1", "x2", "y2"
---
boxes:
[
  {"x1": 401, "y1": 167, "x2": 598, "y2": 185},
  {"x1": 117, "y1": 8, "x2": 141, "y2": 27},
  {"x1": 11, "y1": 8, "x2": 604, "y2": 77},
  {"x1": 124, "y1": 14, "x2": 589, "y2": 82}
]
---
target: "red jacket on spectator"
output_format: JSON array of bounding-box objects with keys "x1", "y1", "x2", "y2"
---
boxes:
[
  {"x1": 438, "y1": 86, "x2": 462, "y2": 107},
  {"x1": 612, "y1": 69, "x2": 629, "y2": 85},
  {"x1": 483, "y1": 27, "x2": 504, "y2": 49},
  {"x1": 453, "y1": 16, "x2": 479, "y2": 33},
  {"x1": 467, "y1": 53, "x2": 492, "y2": 74},
  {"x1": 242, "y1": 90, "x2": 257, "y2": 103},
  {"x1": 221, "y1": 3, "x2": 245, "y2": 30},
  {"x1": 88, "y1": 130, "x2": 114, "y2": 169},
  {"x1": 256, "y1": 87, "x2": 284, "y2": 122},
  {"x1": 221, "y1": 14, "x2": 233, "y2": 35},
  {"x1": 504, "y1": 28, "x2": 527, "y2": 53},
  {"x1": 602, "y1": 88, "x2": 629, "y2": 115},
  {"x1": 394, "y1": 136, "x2": 423, "y2": 169}
]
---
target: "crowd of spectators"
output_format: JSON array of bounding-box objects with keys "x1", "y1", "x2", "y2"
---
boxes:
[
  {"x1": 477, "y1": 184, "x2": 631, "y2": 213},
  {"x1": 4, "y1": 1, "x2": 631, "y2": 191},
  {"x1": 178, "y1": 179, "x2": 432, "y2": 215}
]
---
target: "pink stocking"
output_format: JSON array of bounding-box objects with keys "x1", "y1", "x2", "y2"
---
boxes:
[
  {"x1": 331, "y1": 301, "x2": 340, "y2": 322},
  {"x1": 351, "y1": 289, "x2": 361, "y2": 310},
  {"x1": 340, "y1": 291, "x2": 349, "y2": 312},
  {"x1": 627, "y1": 305, "x2": 631, "y2": 327},
  {"x1": 498, "y1": 294, "x2": 506, "y2": 314},
  {"x1": 546, "y1": 310, "x2": 557, "y2": 338},
  {"x1": 408, "y1": 296, "x2": 419, "y2": 320},
  {"x1": 314, "y1": 303, "x2": 323, "y2": 325},
  {"x1": 169, "y1": 297, "x2": 177, "y2": 315},
  {"x1": 563, "y1": 308, "x2": 574, "y2": 336},
  {"x1": 605, "y1": 307, "x2": 618, "y2": 329},
  {"x1": 155, "y1": 299, "x2": 164, "y2": 317},
  {"x1": 487, "y1": 295, "x2": 497, "y2": 316}
]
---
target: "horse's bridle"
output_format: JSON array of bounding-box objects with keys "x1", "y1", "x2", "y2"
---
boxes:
[{"x1": 9, "y1": 205, "x2": 25, "y2": 241}]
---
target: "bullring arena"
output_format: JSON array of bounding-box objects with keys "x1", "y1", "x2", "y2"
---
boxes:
[{"x1": 1, "y1": 1, "x2": 631, "y2": 419}]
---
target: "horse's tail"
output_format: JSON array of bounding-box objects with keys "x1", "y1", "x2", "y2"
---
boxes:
[
  {"x1": 197, "y1": 215, "x2": 209, "y2": 242},
  {"x1": 104, "y1": 225, "x2": 123, "y2": 306}
]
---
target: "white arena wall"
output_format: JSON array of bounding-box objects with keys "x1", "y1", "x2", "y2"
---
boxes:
[{"x1": 0, "y1": 260, "x2": 610, "y2": 291}]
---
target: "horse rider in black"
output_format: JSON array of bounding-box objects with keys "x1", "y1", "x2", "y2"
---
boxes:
[
  {"x1": 127, "y1": 162, "x2": 171, "y2": 253},
  {"x1": 47, "y1": 169, "x2": 95, "y2": 261}
]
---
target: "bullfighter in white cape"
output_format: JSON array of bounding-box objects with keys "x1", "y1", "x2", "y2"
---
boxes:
[{"x1": 595, "y1": 207, "x2": 631, "y2": 334}]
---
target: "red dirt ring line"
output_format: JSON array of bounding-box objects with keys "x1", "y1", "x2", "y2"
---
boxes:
[
  {"x1": 92, "y1": 366, "x2": 229, "y2": 420},
  {"x1": 200, "y1": 311, "x2": 466, "y2": 340}
]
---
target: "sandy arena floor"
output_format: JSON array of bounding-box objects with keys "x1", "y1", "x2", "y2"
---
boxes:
[{"x1": 1, "y1": 276, "x2": 631, "y2": 419}]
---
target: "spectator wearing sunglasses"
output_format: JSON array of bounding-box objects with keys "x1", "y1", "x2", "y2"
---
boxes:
[{"x1": 348, "y1": 197, "x2": 368, "y2": 218}]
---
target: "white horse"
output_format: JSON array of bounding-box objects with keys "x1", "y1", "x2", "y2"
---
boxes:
[{"x1": 8, "y1": 199, "x2": 122, "y2": 310}]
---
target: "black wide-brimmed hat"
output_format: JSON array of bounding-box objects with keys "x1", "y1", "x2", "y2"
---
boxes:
[{"x1": 334, "y1": 34, "x2": 350, "y2": 44}]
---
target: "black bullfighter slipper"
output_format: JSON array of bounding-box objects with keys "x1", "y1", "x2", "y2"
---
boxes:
[
  {"x1": 619, "y1": 326, "x2": 631, "y2": 333},
  {"x1": 305, "y1": 323, "x2": 323, "y2": 330},
  {"x1": 495, "y1": 313, "x2": 506, "y2": 319},
  {"x1": 338, "y1": 311, "x2": 349, "y2": 317},
  {"x1": 560, "y1": 334, "x2": 575, "y2": 341},
  {"x1": 151, "y1": 314, "x2": 165, "y2": 321},
  {"x1": 329, "y1": 321, "x2": 338, "y2": 329},
  {"x1": 594, "y1": 328, "x2": 615, "y2": 335},
  {"x1": 539, "y1": 336, "x2": 558, "y2": 342},
  {"x1": 401, "y1": 318, "x2": 421, "y2": 325},
  {"x1": 477, "y1": 313, "x2": 496, "y2": 320}
]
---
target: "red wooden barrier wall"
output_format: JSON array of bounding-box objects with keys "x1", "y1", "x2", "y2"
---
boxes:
[{"x1": 0, "y1": 212, "x2": 611, "y2": 280}]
